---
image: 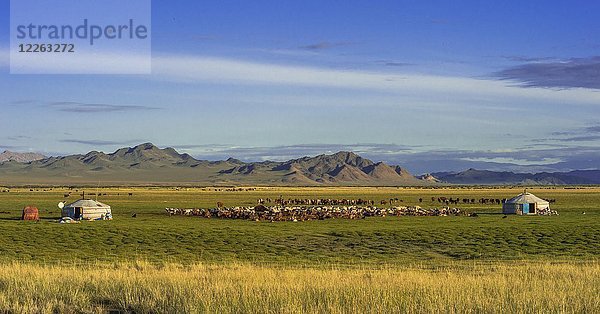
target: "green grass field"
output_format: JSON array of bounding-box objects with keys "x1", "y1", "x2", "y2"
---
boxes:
[
  {"x1": 0, "y1": 186, "x2": 598, "y2": 265},
  {"x1": 1, "y1": 186, "x2": 599, "y2": 312}
]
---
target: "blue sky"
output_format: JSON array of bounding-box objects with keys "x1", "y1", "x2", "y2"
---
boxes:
[{"x1": 0, "y1": 1, "x2": 599, "y2": 173}]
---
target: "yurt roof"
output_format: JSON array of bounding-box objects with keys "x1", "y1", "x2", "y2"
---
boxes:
[
  {"x1": 65, "y1": 199, "x2": 110, "y2": 208},
  {"x1": 505, "y1": 192, "x2": 549, "y2": 204}
]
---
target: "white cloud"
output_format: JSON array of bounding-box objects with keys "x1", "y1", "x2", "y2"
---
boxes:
[
  {"x1": 2, "y1": 47, "x2": 599, "y2": 107},
  {"x1": 462, "y1": 157, "x2": 563, "y2": 165},
  {"x1": 151, "y1": 54, "x2": 600, "y2": 106}
]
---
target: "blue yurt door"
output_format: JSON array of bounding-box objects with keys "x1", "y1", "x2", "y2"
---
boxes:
[{"x1": 522, "y1": 203, "x2": 529, "y2": 214}]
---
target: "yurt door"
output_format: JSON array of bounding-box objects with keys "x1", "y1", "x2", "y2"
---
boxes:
[
  {"x1": 522, "y1": 203, "x2": 529, "y2": 214},
  {"x1": 74, "y1": 207, "x2": 82, "y2": 219}
]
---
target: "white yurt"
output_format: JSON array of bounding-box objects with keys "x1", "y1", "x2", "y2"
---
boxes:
[
  {"x1": 502, "y1": 192, "x2": 550, "y2": 215},
  {"x1": 62, "y1": 199, "x2": 112, "y2": 220}
]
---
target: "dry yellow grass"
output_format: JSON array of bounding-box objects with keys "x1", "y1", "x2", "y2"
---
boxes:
[{"x1": 0, "y1": 261, "x2": 598, "y2": 313}]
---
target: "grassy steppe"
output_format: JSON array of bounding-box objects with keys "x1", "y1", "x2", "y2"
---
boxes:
[
  {"x1": 0, "y1": 187, "x2": 598, "y2": 264},
  {"x1": 0, "y1": 187, "x2": 598, "y2": 312},
  {"x1": 1, "y1": 262, "x2": 598, "y2": 313}
]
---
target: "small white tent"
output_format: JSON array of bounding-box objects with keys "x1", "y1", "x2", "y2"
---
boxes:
[
  {"x1": 503, "y1": 192, "x2": 550, "y2": 215},
  {"x1": 62, "y1": 199, "x2": 112, "y2": 220}
]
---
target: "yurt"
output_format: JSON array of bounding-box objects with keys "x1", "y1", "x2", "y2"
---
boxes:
[
  {"x1": 502, "y1": 192, "x2": 550, "y2": 215},
  {"x1": 22, "y1": 205, "x2": 39, "y2": 221},
  {"x1": 62, "y1": 199, "x2": 112, "y2": 220}
]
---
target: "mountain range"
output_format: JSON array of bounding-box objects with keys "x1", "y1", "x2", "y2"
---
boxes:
[
  {"x1": 0, "y1": 143, "x2": 598, "y2": 186},
  {"x1": 431, "y1": 169, "x2": 600, "y2": 185},
  {"x1": 0, "y1": 143, "x2": 421, "y2": 186},
  {"x1": 0, "y1": 151, "x2": 45, "y2": 163}
]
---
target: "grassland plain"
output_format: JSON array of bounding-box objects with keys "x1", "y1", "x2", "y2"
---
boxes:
[
  {"x1": 0, "y1": 186, "x2": 598, "y2": 265},
  {"x1": 0, "y1": 186, "x2": 599, "y2": 312},
  {"x1": 0, "y1": 261, "x2": 598, "y2": 313}
]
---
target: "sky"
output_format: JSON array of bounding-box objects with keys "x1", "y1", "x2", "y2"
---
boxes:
[{"x1": 0, "y1": 1, "x2": 599, "y2": 173}]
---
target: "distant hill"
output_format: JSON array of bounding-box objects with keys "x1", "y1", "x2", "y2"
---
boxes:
[
  {"x1": 0, "y1": 143, "x2": 424, "y2": 186},
  {"x1": 1, "y1": 143, "x2": 598, "y2": 186},
  {"x1": 214, "y1": 151, "x2": 424, "y2": 186},
  {"x1": 0, "y1": 151, "x2": 45, "y2": 163},
  {"x1": 418, "y1": 173, "x2": 441, "y2": 183},
  {"x1": 433, "y1": 168, "x2": 600, "y2": 185}
]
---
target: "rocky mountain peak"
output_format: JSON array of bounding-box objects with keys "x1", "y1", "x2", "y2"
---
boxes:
[{"x1": 0, "y1": 151, "x2": 46, "y2": 163}]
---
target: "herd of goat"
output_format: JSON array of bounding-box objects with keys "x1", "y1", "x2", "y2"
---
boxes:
[
  {"x1": 165, "y1": 205, "x2": 463, "y2": 221},
  {"x1": 260, "y1": 196, "x2": 557, "y2": 206},
  {"x1": 165, "y1": 195, "x2": 560, "y2": 221}
]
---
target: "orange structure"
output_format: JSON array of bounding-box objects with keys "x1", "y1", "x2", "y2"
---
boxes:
[{"x1": 22, "y1": 206, "x2": 40, "y2": 221}]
